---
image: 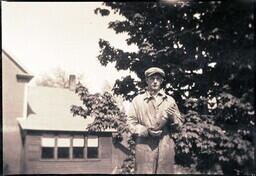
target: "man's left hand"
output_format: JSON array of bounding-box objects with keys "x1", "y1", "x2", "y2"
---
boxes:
[{"x1": 166, "y1": 106, "x2": 177, "y2": 122}]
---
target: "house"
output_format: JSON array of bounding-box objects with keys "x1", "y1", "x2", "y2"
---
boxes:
[
  {"x1": 2, "y1": 49, "x2": 34, "y2": 174},
  {"x1": 2, "y1": 49, "x2": 129, "y2": 174}
]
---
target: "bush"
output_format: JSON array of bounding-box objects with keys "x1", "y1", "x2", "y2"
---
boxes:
[{"x1": 173, "y1": 98, "x2": 254, "y2": 175}]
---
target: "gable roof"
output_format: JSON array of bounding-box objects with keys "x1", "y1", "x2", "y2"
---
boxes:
[
  {"x1": 18, "y1": 86, "x2": 116, "y2": 132},
  {"x1": 2, "y1": 49, "x2": 33, "y2": 75}
]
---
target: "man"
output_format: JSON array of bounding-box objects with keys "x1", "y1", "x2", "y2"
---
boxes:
[{"x1": 127, "y1": 67, "x2": 183, "y2": 174}]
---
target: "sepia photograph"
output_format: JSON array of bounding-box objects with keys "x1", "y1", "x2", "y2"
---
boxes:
[{"x1": 2, "y1": 0, "x2": 255, "y2": 175}]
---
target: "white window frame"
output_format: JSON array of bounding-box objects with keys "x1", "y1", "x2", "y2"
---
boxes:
[
  {"x1": 41, "y1": 137, "x2": 55, "y2": 159},
  {"x1": 72, "y1": 137, "x2": 85, "y2": 159},
  {"x1": 87, "y1": 135, "x2": 99, "y2": 159},
  {"x1": 57, "y1": 137, "x2": 71, "y2": 159},
  {"x1": 87, "y1": 135, "x2": 98, "y2": 147}
]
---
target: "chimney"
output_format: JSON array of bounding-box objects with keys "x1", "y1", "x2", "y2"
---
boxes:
[{"x1": 69, "y1": 74, "x2": 76, "y2": 91}]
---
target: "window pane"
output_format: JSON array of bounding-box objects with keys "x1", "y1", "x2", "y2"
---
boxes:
[
  {"x1": 87, "y1": 136, "x2": 98, "y2": 147},
  {"x1": 73, "y1": 138, "x2": 84, "y2": 147},
  {"x1": 41, "y1": 138, "x2": 55, "y2": 147},
  {"x1": 87, "y1": 147, "x2": 98, "y2": 158},
  {"x1": 57, "y1": 147, "x2": 69, "y2": 159},
  {"x1": 57, "y1": 138, "x2": 70, "y2": 147},
  {"x1": 73, "y1": 147, "x2": 84, "y2": 159},
  {"x1": 41, "y1": 147, "x2": 54, "y2": 159}
]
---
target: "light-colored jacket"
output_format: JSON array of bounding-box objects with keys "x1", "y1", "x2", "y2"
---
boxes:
[{"x1": 127, "y1": 89, "x2": 183, "y2": 174}]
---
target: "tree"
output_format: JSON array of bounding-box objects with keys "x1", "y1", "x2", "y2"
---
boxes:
[
  {"x1": 71, "y1": 83, "x2": 129, "y2": 144},
  {"x1": 71, "y1": 83, "x2": 135, "y2": 173},
  {"x1": 36, "y1": 67, "x2": 84, "y2": 88},
  {"x1": 94, "y1": 1, "x2": 254, "y2": 174},
  {"x1": 102, "y1": 80, "x2": 127, "y2": 113}
]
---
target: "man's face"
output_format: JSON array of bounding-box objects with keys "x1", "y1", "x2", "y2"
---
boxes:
[{"x1": 146, "y1": 74, "x2": 163, "y2": 92}]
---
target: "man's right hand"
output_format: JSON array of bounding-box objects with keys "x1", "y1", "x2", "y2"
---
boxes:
[{"x1": 148, "y1": 128, "x2": 162, "y2": 137}]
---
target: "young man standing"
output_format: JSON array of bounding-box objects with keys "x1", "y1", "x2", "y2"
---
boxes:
[{"x1": 127, "y1": 67, "x2": 183, "y2": 174}]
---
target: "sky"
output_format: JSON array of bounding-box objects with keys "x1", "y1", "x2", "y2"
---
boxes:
[{"x1": 2, "y1": 2, "x2": 139, "y2": 93}]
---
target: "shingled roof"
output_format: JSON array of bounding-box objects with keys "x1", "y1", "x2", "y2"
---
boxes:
[{"x1": 18, "y1": 86, "x2": 116, "y2": 132}]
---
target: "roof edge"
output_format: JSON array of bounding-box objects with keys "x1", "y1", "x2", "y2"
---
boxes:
[
  {"x1": 2, "y1": 49, "x2": 34, "y2": 75},
  {"x1": 17, "y1": 118, "x2": 117, "y2": 132},
  {"x1": 17, "y1": 74, "x2": 34, "y2": 82},
  {"x1": 19, "y1": 128, "x2": 117, "y2": 133}
]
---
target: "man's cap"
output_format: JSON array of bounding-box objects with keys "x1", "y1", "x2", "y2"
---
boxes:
[{"x1": 145, "y1": 67, "x2": 165, "y2": 78}]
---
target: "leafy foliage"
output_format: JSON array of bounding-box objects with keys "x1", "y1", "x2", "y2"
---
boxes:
[
  {"x1": 96, "y1": 1, "x2": 254, "y2": 103},
  {"x1": 119, "y1": 135, "x2": 136, "y2": 174},
  {"x1": 94, "y1": 1, "x2": 255, "y2": 174},
  {"x1": 174, "y1": 101, "x2": 254, "y2": 174},
  {"x1": 71, "y1": 83, "x2": 136, "y2": 173},
  {"x1": 71, "y1": 83, "x2": 129, "y2": 141}
]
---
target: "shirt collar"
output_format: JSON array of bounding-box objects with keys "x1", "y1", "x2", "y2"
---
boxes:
[{"x1": 144, "y1": 89, "x2": 167, "y2": 100}]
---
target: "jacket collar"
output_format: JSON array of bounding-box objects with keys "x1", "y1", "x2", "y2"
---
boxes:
[{"x1": 144, "y1": 89, "x2": 167, "y2": 101}]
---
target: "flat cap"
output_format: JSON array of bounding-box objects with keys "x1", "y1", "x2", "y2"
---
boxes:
[{"x1": 145, "y1": 67, "x2": 165, "y2": 78}]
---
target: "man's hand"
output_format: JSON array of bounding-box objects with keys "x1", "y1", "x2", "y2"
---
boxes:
[
  {"x1": 151, "y1": 118, "x2": 167, "y2": 131},
  {"x1": 148, "y1": 128, "x2": 162, "y2": 137},
  {"x1": 166, "y1": 106, "x2": 177, "y2": 123}
]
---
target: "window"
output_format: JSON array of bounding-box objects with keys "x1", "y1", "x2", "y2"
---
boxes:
[
  {"x1": 41, "y1": 137, "x2": 55, "y2": 159},
  {"x1": 87, "y1": 135, "x2": 98, "y2": 158},
  {"x1": 72, "y1": 138, "x2": 84, "y2": 159},
  {"x1": 57, "y1": 138, "x2": 70, "y2": 159},
  {"x1": 41, "y1": 135, "x2": 100, "y2": 160}
]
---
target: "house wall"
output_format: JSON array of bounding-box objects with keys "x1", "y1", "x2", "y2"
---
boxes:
[
  {"x1": 24, "y1": 131, "x2": 115, "y2": 174},
  {"x1": 2, "y1": 52, "x2": 28, "y2": 174}
]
